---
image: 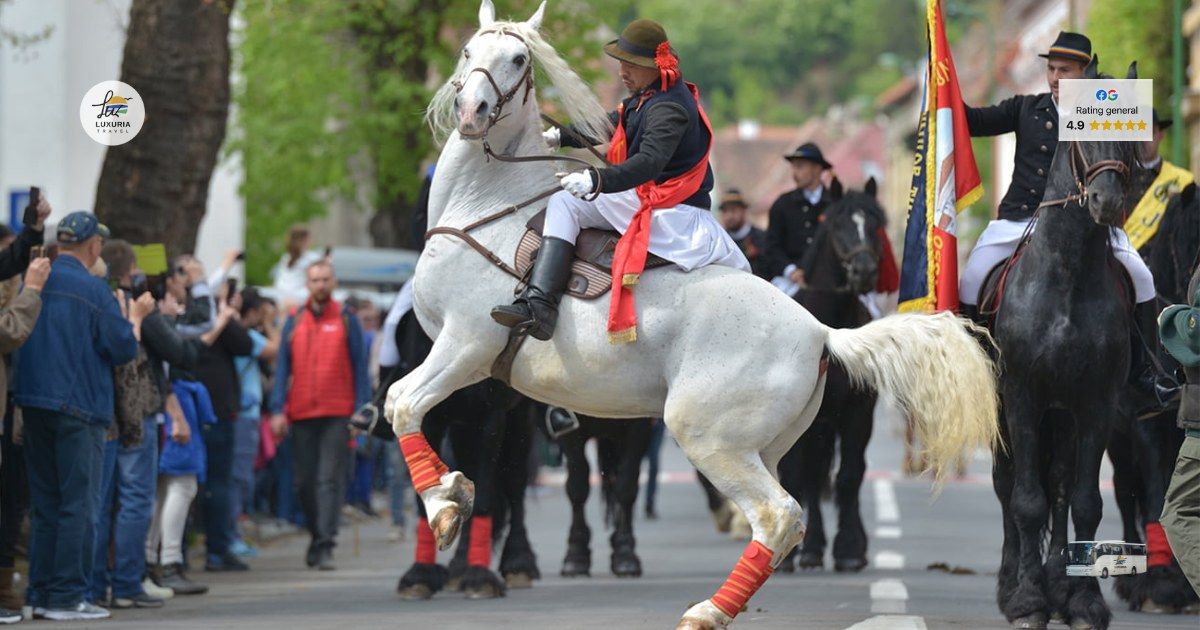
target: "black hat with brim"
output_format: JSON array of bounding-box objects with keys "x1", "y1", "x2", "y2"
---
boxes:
[
  {"x1": 604, "y1": 19, "x2": 667, "y2": 69},
  {"x1": 784, "y1": 142, "x2": 832, "y2": 170},
  {"x1": 719, "y1": 190, "x2": 749, "y2": 210},
  {"x1": 1038, "y1": 31, "x2": 1092, "y2": 64},
  {"x1": 1152, "y1": 107, "x2": 1173, "y2": 130}
]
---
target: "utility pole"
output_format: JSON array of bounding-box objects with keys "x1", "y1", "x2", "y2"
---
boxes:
[{"x1": 1171, "y1": 0, "x2": 1184, "y2": 164}]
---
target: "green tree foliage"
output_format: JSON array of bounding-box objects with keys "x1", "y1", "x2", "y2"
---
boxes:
[
  {"x1": 232, "y1": 0, "x2": 630, "y2": 284},
  {"x1": 637, "y1": 0, "x2": 925, "y2": 125}
]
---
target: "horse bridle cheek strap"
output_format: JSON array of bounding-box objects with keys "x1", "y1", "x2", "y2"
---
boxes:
[
  {"x1": 454, "y1": 30, "x2": 535, "y2": 139},
  {"x1": 1038, "y1": 141, "x2": 1130, "y2": 210}
]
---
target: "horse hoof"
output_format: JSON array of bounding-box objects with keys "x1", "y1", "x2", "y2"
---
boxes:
[
  {"x1": 431, "y1": 507, "x2": 463, "y2": 551},
  {"x1": 611, "y1": 554, "x2": 643, "y2": 578},
  {"x1": 835, "y1": 558, "x2": 867, "y2": 573},
  {"x1": 1011, "y1": 612, "x2": 1048, "y2": 629},
  {"x1": 1048, "y1": 613, "x2": 1066, "y2": 624},
  {"x1": 676, "y1": 618, "x2": 719, "y2": 630},
  {"x1": 398, "y1": 584, "x2": 434, "y2": 601},
  {"x1": 464, "y1": 582, "x2": 502, "y2": 600},
  {"x1": 1068, "y1": 623, "x2": 1094, "y2": 630},
  {"x1": 798, "y1": 552, "x2": 824, "y2": 570},
  {"x1": 678, "y1": 600, "x2": 732, "y2": 630},
  {"x1": 560, "y1": 558, "x2": 591, "y2": 577},
  {"x1": 505, "y1": 572, "x2": 535, "y2": 589}
]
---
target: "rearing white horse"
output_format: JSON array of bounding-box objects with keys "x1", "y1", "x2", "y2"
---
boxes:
[{"x1": 387, "y1": 2, "x2": 999, "y2": 628}]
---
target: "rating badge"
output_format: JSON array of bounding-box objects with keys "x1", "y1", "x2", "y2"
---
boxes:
[{"x1": 1058, "y1": 79, "x2": 1153, "y2": 142}]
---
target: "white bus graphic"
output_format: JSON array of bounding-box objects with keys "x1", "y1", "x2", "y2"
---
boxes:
[{"x1": 1065, "y1": 541, "x2": 1147, "y2": 578}]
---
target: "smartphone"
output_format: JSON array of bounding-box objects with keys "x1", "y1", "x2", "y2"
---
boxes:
[
  {"x1": 226, "y1": 277, "x2": 238, "y2": 300},
  {"x1": 29, "y1": 246, "x2": 44, "y2": 260},
  {"x1": 23, "y1": 187, "x2": 40, "y2": 228}
]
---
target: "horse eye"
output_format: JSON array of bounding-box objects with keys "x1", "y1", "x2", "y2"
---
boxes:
[
  {"x1": 513, "y1": 54, "x2": 526, "y2": 67},
  {"x1": 462, "y1": 48, "x2": 471, "y2": 60}
]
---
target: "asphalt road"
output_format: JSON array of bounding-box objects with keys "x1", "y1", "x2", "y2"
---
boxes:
[{"x1": 43, "y1": 406, "x2": 1199, "y2": 629}]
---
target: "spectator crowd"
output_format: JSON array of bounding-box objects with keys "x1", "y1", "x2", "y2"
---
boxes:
[{"x1": 0, "y1": 202, "x2": 408, "y2": 623}]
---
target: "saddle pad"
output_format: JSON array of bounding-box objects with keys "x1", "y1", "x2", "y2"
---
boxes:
[{"x1": 517, "y1": 210, "x2": 673, "y2": 300}]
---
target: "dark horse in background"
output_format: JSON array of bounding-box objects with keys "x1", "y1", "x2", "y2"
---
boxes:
[
  {"x1": 554, "y1": 409, "x2": 654, "y2": 578},
  {"x1": 1109, "y1": 182, "x2": 1200, "y2": 613},
  {"x1": 777, "y1": 178, "x2": 885, "y2": 573},
  {"x1": 376, "y1": 307, "x2": 540, "y2": 600},
  {"x1": 988, "y1": 58, "x2": 1139, "y2": 630}
]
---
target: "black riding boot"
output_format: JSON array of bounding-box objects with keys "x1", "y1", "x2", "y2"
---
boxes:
[
  {"x1": 1130, "y1": 300, "x2": 1180, "y2": 415},
  {"x1": 491, "y1": 236, "x2": 574, "y2": 341}
]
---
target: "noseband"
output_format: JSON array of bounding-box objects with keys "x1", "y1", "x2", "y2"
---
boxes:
[
  {"x1": 1038, "y1": 141, "x2": 1130, "y2": 209},
  {"x1": 453, "y1": 28, "x2": 535, "y2": 140}
]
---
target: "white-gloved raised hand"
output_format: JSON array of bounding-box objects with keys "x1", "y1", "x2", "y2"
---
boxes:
[
  {"x1": 542, "y1": 127, "x2": 561, "y2": 150},
  {"x1": 560, "y1": 170, "x2": 595, "y2": 199}
]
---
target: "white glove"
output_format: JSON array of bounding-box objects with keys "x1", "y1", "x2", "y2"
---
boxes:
[
  {"x1": 542, "y1": 127, "x2": 561, "y2": 150},
  {"x1": 560, "y1": 170, "x2": 595, "y2": 198}
]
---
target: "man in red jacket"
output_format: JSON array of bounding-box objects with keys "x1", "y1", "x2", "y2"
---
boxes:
[{"x1": 268, "y1": 261, "x2": 369, "y2": 571}]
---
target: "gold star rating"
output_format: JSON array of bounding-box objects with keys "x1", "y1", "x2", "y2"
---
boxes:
[
  {"x1": 1090, "y1": 120, "x2": 1100, "y2": 131},
  {"x1": 1137, "y1": 120, "x2": 1147, "y2": 131},
  {"x1": 1102, "y1": 120, "x2": 1112, "y2": 130},
  {"x1": 1126, "y1": 120, "x2": 1136, "y2": 130}
]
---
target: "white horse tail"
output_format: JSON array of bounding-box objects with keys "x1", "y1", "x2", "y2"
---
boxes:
[{"x1": 823, "y1": 312, "x2": 1000, "y2": 483}]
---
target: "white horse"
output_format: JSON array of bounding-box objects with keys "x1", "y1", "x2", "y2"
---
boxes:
[{"x1": 387, "y1": 2, "x2": 999, "y2": 628}]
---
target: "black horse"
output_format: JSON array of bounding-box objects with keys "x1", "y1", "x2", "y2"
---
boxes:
[
  {"x1": 1109, "y1": 182, "x2": 1200, "y2": 613},
  {"x1": 776, "y1": 179, "x2": 884, "y2": 573},
  {"x1": 555, "y1": 412, "x2": 653, "y2": 578},
  {"x1": 382, "y1": 309, "x2": 539, "y2": 600},
  {"x1": 989, "y1": 59, "x2": 1139, "y2": 630}
]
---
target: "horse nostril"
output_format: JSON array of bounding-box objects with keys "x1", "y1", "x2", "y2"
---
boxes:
[{"x1": 476, "y1": 100, "x2": 489, "y2": 115}]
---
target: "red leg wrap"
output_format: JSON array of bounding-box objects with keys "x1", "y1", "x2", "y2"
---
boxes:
[
  {"x1": 467, "y1": 516, "x2": 493, "y2": 567},
  {"x1": 710, "y1": 541, "x2": 775, "y2": 618},
  {"x1": 398, "y1": 433, "x2": 449, "y2": 494},
  {"x1": 415, "y1": 517, "x2": 436, "y2": 564},
  {"x1": 1145, "y1": 521, "x2": 1173, "y2": 568}
]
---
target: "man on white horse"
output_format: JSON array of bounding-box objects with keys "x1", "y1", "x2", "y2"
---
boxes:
[{"x1": 491, "y1": 19, "x2": 748, "y2": 343}]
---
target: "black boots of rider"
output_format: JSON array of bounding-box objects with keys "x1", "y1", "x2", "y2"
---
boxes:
[
  {"x1": 1131, "y1": 300, "x2": 1181, "y2": 415},
  {"x1": 491, "y1": 236, "x2": 575, "y2": 341}
]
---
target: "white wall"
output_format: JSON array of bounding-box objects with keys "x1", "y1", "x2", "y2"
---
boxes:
[{"x1": 0, "y1": 0, "x2": 244, "y2": 275}]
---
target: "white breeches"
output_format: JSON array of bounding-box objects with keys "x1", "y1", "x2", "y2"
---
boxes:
[
  {"x1": 959, "y1": 218, "x2": 1156, "y2": 305},
  {"x1": 542, "y1": 190, "x2": 750, "y2": 273}
]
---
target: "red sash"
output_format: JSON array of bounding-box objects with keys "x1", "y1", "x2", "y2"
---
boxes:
[{"x1": 605, "y1": 82, "x2": 713, "y2": 344}]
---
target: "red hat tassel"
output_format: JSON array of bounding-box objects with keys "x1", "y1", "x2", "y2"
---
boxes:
[{"x1": 655, "y1": 42, "x2": 679, "y2": 91}]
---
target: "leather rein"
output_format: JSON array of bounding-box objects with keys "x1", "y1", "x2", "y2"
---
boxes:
[
  {"x1": 1037, "y1": 140, "x2": 1130, "y2": 210},
  {"x1": 425, "y1": 27, "x2": 610, "y2": 280}
]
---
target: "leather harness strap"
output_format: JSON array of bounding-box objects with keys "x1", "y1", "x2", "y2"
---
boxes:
[{"x1": 1037, "y1": 141, "x2": 1130, "y2": 210}]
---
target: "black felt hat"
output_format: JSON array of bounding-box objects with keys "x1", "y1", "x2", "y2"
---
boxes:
[
  {"x1": 784, "y1": 142, "x2": 832, "y2": 170},
  {"x1": 1039, "y1": 31, "x2": 1092, "y2": 64},
  {"x1": 604, "y1": 19, "x2": 668, "y2": 69}
]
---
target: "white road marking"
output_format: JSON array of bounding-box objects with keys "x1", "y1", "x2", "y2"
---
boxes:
[
  {"x1": 870, "y1": 579, "x2": 909, "y2": 614},
  {"x1": 876, "y1": 526, "x2": 902, "y2": 539},
  {"x1": 874, "y1": 550, "x2": 906, "y2": 570},
  {"x1": 845, "y1": 615, "x2": 927, "y2": 629},
  {"x1": 874, "y1": 479, "x2": 899, "y2": 523}
]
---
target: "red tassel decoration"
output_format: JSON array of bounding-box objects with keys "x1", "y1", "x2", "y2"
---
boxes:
[
  {"x1": 467, "y1": 516, "x2": 493, "y2": 568},
  {"x1": 415, "y1": 517, "x2": 436, "y2": 564},
  {"x1": 655, "y1": 41, "x2": 679, "y2": 91}
]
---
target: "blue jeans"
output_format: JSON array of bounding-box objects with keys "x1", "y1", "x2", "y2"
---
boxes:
[
  {"x1": 202, "y1": 419, "x2": 235, "y2": 557},
  {"x1": 91, "y1": 416, "x2": 158, "y2": 600},
  {"x1": 227, "y1": 414, "x2": 260, "y2": 542},
  {"x1": 22, "y1": 408, "x2": 107, "y2": 609},
  {"x1": 382, "y1": 439, "x2": 409, "y2": 527}
]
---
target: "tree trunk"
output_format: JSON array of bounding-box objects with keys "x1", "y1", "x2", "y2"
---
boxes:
[{"x1": 94, "y1": 0, "x2": 234, "y2": 256}]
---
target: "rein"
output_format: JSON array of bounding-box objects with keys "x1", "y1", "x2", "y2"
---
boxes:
[{"x1": 1037, "y1": 141, "x2": 1130, "y2": 210}]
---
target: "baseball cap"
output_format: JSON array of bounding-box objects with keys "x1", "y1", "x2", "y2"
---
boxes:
[{"x1": 56, "y1": 211, "x2": 111, "y2": 244}]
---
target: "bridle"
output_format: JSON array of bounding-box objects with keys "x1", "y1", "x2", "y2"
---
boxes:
[
  {"x1": 453, "y1": 28, "x2": 535, "y2": 141},
  {"x1": 1038, "y1": 140, "x2": 1131, "y2": 210},
  {"x1": 805, "y1": 214, "x2": 881, "y2": 296}
]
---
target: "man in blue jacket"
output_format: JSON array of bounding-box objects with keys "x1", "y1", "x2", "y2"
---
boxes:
[{"x1": 15, "y1": 212, "x2": 140, "y2": 621}]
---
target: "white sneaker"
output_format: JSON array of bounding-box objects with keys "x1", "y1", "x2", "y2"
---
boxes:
[
  {"x1": 42, "y1": 602, "x2": 111, "y2": 621},
  {"x1": 143, "y1": 577, "x2": 174, "y2": 600}
]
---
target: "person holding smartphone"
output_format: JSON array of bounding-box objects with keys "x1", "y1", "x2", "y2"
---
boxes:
[{"x1": 0, "y1": 188, "x2": 52, "y2": 283}]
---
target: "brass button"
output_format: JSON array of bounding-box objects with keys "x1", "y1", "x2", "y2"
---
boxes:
[
  {"x1": 1045, "y1": 121, "x2": 1053, "y2": 130},
  {"x1": 1037, "y1": 168, "x2": 1045, "y2": 176},
  {"x1": 1030, "y1": 189, "x2": 1037, "y2": 194},
  {"x1": 1022, "y1": 204, "x2": 1029, "y2": 211},
  {"x1": 1040, "y1": 145, "x2": 1048, "y2": 152},
  {"x1": 806, "y1": 237, "x2": 813, "y2": 244}
]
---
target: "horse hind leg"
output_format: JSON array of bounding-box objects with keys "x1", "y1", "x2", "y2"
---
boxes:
[
  {"x1": 559, "y1": 427, "x2": 592, "y2": 577},
  {"x1": 832, "y1": 393, "x2": 875, "y2": 573},
  {"x1": 610, "y1": 419, "x2": 653, "y2": 578},
  {"x1": 1065, "y1": 401, "x2": 1116, "y2": 630}
]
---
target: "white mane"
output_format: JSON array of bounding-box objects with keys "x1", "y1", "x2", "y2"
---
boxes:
[{"x1": 426, "y1": 20, "x2": 612, "y2": 144}]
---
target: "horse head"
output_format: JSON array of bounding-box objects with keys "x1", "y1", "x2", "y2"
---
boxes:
[
  {"x1": 1061, "y1": 57, "x2": 1138, "y2": 226},
  {"x1": 810, "y1": 177, "x2": 886, "y2": 295}
]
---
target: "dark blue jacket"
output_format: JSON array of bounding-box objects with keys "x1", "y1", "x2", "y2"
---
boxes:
[
  {"x1": 267, "y1": 302, "x2": 370, "y2": 416},
  {"x1": 15, "y1": 255, "x2": 137, "y2": 425}
]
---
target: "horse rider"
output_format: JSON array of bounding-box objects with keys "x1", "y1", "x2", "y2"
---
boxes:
[
  {"x1": 764, "y1": 143, "x2": 834, "y2": 297},
  {"x1": 717, "y1": 189, "x2": 770, "y2": 280},
  {"x1": 957, "y1": 31, "x2": 1175, "y2": 407},
  {"x1": 491, "y1": 19, "x2": 748, "y2": 341},
  {"x1": 1125, "y1": 108, "x2": 1195, "y2": 255}
]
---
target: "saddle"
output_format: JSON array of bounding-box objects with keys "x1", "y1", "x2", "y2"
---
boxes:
[
  {"x1": 516, "y1": 209, "x2": 671, "y2": 300},
  {"x1": 979, "y1": 241, "x2": 1134, "y2": 326}
]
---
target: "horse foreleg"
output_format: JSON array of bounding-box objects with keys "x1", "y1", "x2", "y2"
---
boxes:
[
  {"x1": 832, "y1": 393, "x2": 874, "y2": 572},
  {"x1": 386, "y1": 337, "x2": 491, "y2": 550},
  {"x1": 1002, "y1": 390, "x2": 1052, "y2": 627},
  {"x1": 1066, "y1": 400, "x2": 1115, "y2": 630},
  {"x1": 610, "y1": 419, "x2": 652, "y2": 578},
  {"x1": 560, "y1": 428, "x2": 592, "y2": 577}
]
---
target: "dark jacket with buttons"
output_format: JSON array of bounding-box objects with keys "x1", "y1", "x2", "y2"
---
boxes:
[
  {"x1": 965, "y1": 93, "x2": 1058, "y2": 221},
  {"x1": 764, "y1": 188, "x2": 831, "y2": 278}
]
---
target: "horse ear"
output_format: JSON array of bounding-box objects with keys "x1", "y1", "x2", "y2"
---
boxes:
[
  {"x1": 830, "y1": 177, "x2": 844, "y2": 201},
  {"x1": 864, "y1": 177, "x2": 878, "y2": 199},
  {"x1": 1085, "y1": 54, "x2": 1099, "y2": 79},
  {"x1": 526, "y1": 1, "x2": 547, "y2": 30},
  {"x1": 479, "y1": 0, "x2": 496, "y2": 27},
  {"x1": 1125, "y1": 61, "x2": 1137, "y2": 80}
]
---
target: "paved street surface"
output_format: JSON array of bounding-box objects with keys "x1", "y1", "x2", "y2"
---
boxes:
[{"x1": 46, "y1": 407, "x2": 1199, "y2": 629}]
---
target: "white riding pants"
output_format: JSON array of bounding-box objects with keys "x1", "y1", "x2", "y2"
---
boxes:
[
  {"x1": 959, "y1": 218, "x2": 1155, "y2": 305},
  {"x1": 146, "y1": 474, "x2": 199, "y2": 566},
  {"x1": 542, "y1": 190, "x2": 750, "y2": 273}
]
